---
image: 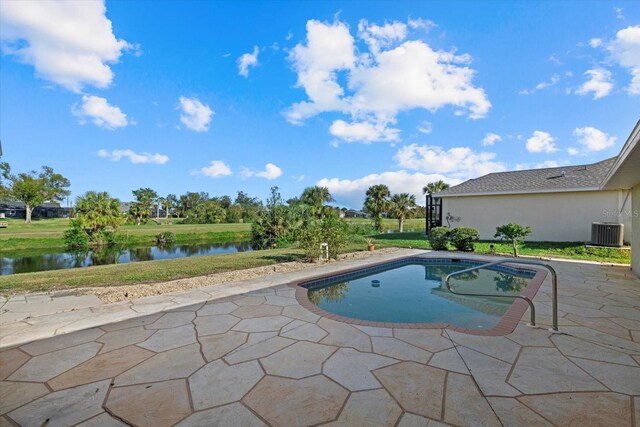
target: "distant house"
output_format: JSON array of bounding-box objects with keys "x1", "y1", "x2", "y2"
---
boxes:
[
  {"x1": 0, "y1": 201, "x2": 72, "y2": 219},
  {"x1": 120, "y1": 202, "x2": 131, "y2": 215},
  {"x1": 344, "y1": 210, "x2": 369, "y2": 218},
  {"x1": 434, "y1": 120, "x2": 640, "y2": 276}
]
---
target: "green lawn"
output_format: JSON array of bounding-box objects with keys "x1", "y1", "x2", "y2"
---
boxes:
[
  {"x1": 0, "y1": 218, "x2": 251, "y2": 252},
  {"x1": 371, "y1": 232, "x2": 631, "y2": 264},
  {"x1": 0, "y1": 248, "x2": 306, "y2": 294}
]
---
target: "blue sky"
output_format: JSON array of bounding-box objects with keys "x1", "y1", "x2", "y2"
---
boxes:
[{"x1": 1, "y1": 1, "x2": 639, "y2": 208}]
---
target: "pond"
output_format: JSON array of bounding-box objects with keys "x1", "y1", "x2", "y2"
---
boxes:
[{"x1": 0, "y1": 242, "x2": 253, "y2": 275}]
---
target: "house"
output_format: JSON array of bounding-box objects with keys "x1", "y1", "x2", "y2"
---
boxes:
[
  {"x1": 0, "y1": 201, "x2": 72, "y2": 219},
  {"x1": 344, "y1": 210, "x2": 369, "y2": 218},
  {"x1": 600, "y1": 121, "x2": 640, "y2": 276},
  {"x1": 433, "y1": 120, "x2": 640, "y2": 275}
]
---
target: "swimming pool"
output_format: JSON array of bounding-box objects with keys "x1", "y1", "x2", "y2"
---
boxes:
[{"x1": 297, "y1": 258, "x2": 544, "y2": 332}]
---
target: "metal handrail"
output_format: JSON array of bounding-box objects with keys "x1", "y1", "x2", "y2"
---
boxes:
[{"x1": 443, "y1": 258, "x2": 559, "y2": 332}]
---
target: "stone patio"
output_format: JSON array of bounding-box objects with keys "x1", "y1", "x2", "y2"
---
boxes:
[{"x1": 1, "y1": 251, "x2": 639, "y2": 426}]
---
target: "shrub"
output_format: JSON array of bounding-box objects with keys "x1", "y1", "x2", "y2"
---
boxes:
[
  {"x1": 155, "y1": 231, "x2": 176, "y2": 246},
  {"x1": 348, "y1": 222, "x2": 377, "y2": 236},
  {"x1": 449, "y1": 226, "x2": 480, "y2": 251},
  {"x1": 494, "y1": 223, "x2": 532, "y2": 257},
  {"x1": 300, "y1": 213, "x2": 349, "y2": 261},
  {"x1": 63, "y1": 219, "x2": 89, "y2": 249},
  {"x1": 428, "y1": 227, "x2": 450, "y2": 250}
]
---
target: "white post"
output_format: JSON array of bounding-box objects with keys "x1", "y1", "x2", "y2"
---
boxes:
[{"x1": 320, "y1": 243, "x2": 329, "y2": 261}]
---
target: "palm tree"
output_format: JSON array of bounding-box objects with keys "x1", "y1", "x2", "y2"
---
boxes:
[
  {"x1": 156, "y1": 197, "x2": 166, "y2": 219},
  {"x1": 165, "y1": 194, "x2": 177, "y2": 218},
  {"x1": 390, "y1": 193, "x2": 417, "y2": 232},
  {"x1": 422, "y1": 180, "x2": 450, "y2": 196},
  {"x1": 301, "y1": 186, "x2": 334, "y2": 217},
  {"x1": 364, "y1": 184, "x2": 391, "y2": 232},
  {"x1": 73, "y1": 191, "x2": 124, "y2": 245}
]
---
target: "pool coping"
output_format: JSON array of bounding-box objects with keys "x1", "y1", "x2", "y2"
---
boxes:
[{"x1": 290, "y1": 255, "x2": 548, "y2": 336}]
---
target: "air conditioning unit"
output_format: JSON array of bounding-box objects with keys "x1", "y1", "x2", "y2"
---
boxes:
[{"x1": 591, "y1": 222, "x2": 624, "y2": 247}]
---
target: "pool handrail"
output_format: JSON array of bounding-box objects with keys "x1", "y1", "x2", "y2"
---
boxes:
[{"x1": 443, "y1": 258, "x2": 559, "y2": 332}]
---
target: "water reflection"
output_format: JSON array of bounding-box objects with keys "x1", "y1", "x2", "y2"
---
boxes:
[
  {"x1": 493, "y1": 272, "x2": 528, "y2": 293},
  {"x1": 307, "y1": 282, "x2": 349, "y2": 305},
  {"x1": 0, "y1": 241, "x2": 253, "y2": 275}
]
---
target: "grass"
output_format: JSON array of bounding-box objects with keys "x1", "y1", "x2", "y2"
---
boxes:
[
  {"x1": 0, "y1": 248, "x2": 307, "y2": 294},
  {"x1": 0, "y1": 218, "x2": 251, "y2": 252},
  {"x1": 371, "y1": 232, "x2": 631, "y2": 264}
]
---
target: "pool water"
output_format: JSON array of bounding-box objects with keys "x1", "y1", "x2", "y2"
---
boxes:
[{"x1": 304, "y1": 259, "x2": 535, "y2": 330}]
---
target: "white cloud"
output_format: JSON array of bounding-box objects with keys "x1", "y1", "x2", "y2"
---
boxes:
[
  {"x1": 407, "y1": 18, "x2": 437, "y2": 32},
  {"x1": 329, "y1": 119, "x2": 400, "y2": 143},
  {"x1": 0, "y1": 0, "x2": 134, "y2": 92},
  {"x1": 615, "y1": 7, "x2": 625, "y2": 20},
  {"x1": 606, "y1": 26, "x2": 640, "y2": 95},
  {"x1": 573, "y1": 126, "x2": 617, "y2": 152},
  {"x1": 481, "y1": 132, "x2": 502, "y2": 146},
  {"x1": 72, "y1": 95, "x2": 127, "y2": 129},
  {"x1": 417, "y1": 121, "x2": 433, "y2": 134},
  {"x1": 237, "y1": 46, "x2": 259, "y2": 77},
  {"x1": 198, "y1": 160, "x2": 232, "y2": 177},
  {"x1": 567, "y1": 147, "x2": 580, "y2": 156},
  {"x1": 575, "y1": 68, "x2": 613, "y2": 99},
  {"x1": 519, "y1": 74, "x2": 560, "y2": 95},
  {"x1": 242, "y1": 163, "x2": 282, "y2": 180},
  {"x1": 589, "y1": 38, "x2": 603, "y2": 48},
  {"x1": 178, "y1": 97, "x2": 213, "y2": 132},
  {"x1": 395, "y1": 144, "x2": 506, "y2": 178},
  {"x1": 348, "y1": 40, "x2": 490, "y2": 120},
  {"x1": 358, "y1": 19, "x2": 407, "y2": 56},
  {"x1": 318, "y1": 170, "x2": 462, "y2": 208},
  {"x1": 526, "y1": 131, "x2": 558, "y2": 153},
  {"x1": 285, "y1": 18, "x2": 491, "y2": 143},
  {"x1": 97, "y1": 149, "x2": 168, "y2": 165},
  {"x1": 514, "y1": 160, "x2": 563, "y2": 170},
  {"x1": 285, "y1": 20, "x2": 355, "y2": 125}
]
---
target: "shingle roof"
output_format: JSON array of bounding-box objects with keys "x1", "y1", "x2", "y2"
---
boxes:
[{"x1": 435, "y1": 157, "x2": 617, "y2": 197}]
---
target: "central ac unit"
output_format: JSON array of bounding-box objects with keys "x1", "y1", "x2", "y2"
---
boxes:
[{"x1": 591, "y1": 222, "x2": 624, "y2": 247}]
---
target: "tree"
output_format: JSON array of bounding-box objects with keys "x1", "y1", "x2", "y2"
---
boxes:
[
  {"x1": 251, "y1": 186, "x2": 303, "y2": 249},
  {"x1": 6, "y1": 165, "x2": 70, "y2": 223},
  {"x1": 494, "y1": 223, "x2": 533, "y2": 257},
  {"x1": 364, "y1": 184, "x2": 390, "y2": 232},
  {"x1": 165, "y1": 194, "x2": 178, "y2": 218},
  {"x1": 67, "y1": 191, "x2": 124, "y2": 246},
  {"x1": 423, "y1": 180, "x2": 450, "y2": 196},
  {"x1": 0, "y1": 162, "x2": 11, "y2": 200},
  {"x1": 234, "y1": 191, "x2": 262, "y2": 222},
  {"x1": 389, "y1": 193, "x2": 417, "y2": 232},
  {"x1": 156, "y1": 196, "x2": 166, "y2": 219},
  {"x1": 301, "y1": 186, "x2": 334, "y2": 217},
  {"x1": 129, "y1": 188, "x2": 158, "y2": 225}
]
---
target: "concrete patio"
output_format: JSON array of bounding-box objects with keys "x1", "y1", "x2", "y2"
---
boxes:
[{"x1": 1, "y1": 250, "x2": 639, "y2": 426}]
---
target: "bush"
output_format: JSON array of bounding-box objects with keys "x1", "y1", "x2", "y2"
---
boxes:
[
  {"x1": 449, "y1": 226, "x2": 480, "y2": 251},
  {"x1": 348, "y1": 222, "x2": 377, "y2": 236},
  {"x1": 428, "y1": 227, "x2": 450, "y2": 250},
  {"x1": 300, "y1": 213, "x2": 349, "y2": 261},
  {"x1": 63, "y1": 219, "x2": 89, "y2": 249},
  {"x1": 155, "y1": 231, "x2": 176, "y2": 246}
]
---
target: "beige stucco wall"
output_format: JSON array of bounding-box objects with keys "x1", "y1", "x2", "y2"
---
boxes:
[
  {"x1": 632, "y1": 185, "x2": 640, "y2": 276},
  {"x1": 441, "y1": 190, "x2": 632, "y2": 242}
]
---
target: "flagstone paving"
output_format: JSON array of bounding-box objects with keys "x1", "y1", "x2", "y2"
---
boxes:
[{"x1": 1, "y1": 252, "x2": 639, "y2": 426}]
